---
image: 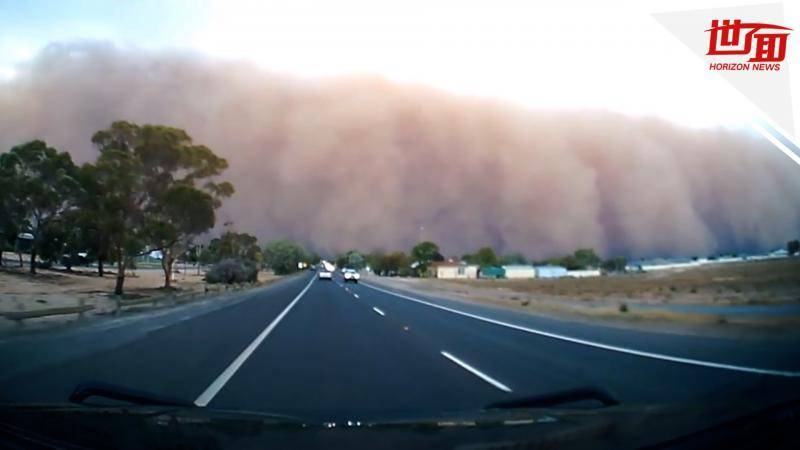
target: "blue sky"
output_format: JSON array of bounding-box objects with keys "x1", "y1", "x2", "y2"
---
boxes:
[{"x1": 0, "y1": 1, "x2": 209, "y2": 66}]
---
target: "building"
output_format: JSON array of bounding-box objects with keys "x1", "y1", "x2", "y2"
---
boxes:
[
  {"x1": 566, "y1": 269, "x2": 601, "y2": 278},
  {"x1": 502, "y1": 264, "x2": 536, "y2": 279},
  {"x1": 479, "y1": 266, "x2": 505, "y2": 279},
  {"x1": 534, "y1": 265, "x2": 568, "y2": 278},
  {"x1": 431, "y1": 261, "x2": 479, "y2": 279}
]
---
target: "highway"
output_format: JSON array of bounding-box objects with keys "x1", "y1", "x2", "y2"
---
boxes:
[{"x1": 1, "y1": 272, "x2": 800, "y2": 422}]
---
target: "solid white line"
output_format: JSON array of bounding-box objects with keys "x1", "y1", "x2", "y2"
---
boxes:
[
  {"x1": 441, "y1": 351, "x2": 512, "y2": 392},
  {"x1": 372, "y1": 307, "x2": 385, "y2": 316},
  {"x1": 194, "y1": 276, "x2": 316, "y2": 406},
  {"x1": 361, "y1": 282, "x2": 800, "y2": 378}
]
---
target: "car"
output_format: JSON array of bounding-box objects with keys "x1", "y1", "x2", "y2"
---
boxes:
[
  {"x1": 317, "y1": 269, "x2": 332, "y2": 280},
  {"x1": 343, "y1": 269, "x2": 360, "y2": 283}
]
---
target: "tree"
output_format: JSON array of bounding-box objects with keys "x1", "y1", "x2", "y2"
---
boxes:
[
  {"x1": 371, "y1": 251, "x2": 410, "y2": 275},
  {"x1": 499, "y1": 252, "x2": 528, "y2": 265},
  {"x1": 203, "y1": 231, "x2": 262, "y2": 266},
  {"x1": 0, "y1": 156, "x2": 26, "y2": 267},
  {"x1": 410, "y1": 241, "x2": 443, "y2": 276},
  {"x1": 552, "y1": 248, "x2": 601, "y2": 270},
  {"x1": 91, "y1": 148, "x2": 147, "y2": 295},
  {"x1": 92, "y1": 121, "x2": 234, "y2": 289},
  {"x1": 0, "y1": 141, "x2": 81, "y2": 274},
  {"x1": 788, "y1": 239, "x2": 800, "y2": 256},
  {"x1": 263, "y1": 239, "x2": 309, "y2": 275},
  {"x1": 70, "y1": 163, "x2": 114, "y2": 276},
  {"x1": 465, "y1": 246, "x2": 498, "y2": 267},
  {"x1": 601, "y1": 256, "x2": 628, "y2": 273},
  {"x1": 336, "y1": 250, "x2": 365, "y2": 269},
  {"x1": 573, "y1": 248, "x2": 601, "y2": 269}
]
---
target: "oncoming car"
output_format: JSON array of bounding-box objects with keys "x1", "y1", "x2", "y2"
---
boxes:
[{"x1": 343, "y1": 269, "x2": 360, "y2": 283}]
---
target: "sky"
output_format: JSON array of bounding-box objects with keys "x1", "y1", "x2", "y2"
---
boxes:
[
  {"x1": 2, "y1": 0, "x2": 799, "y2": 129},
  {"x1": 1, "y1": 0, "x2": 799, "y2": 257}
]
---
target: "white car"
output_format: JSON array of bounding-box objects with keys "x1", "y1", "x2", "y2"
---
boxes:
[
  {"x1": 343, "y1": 269, "x2": 360, "y2": 283},
  {"x1": 318, "y1": 269, "x2": 332, "y2": 280}
]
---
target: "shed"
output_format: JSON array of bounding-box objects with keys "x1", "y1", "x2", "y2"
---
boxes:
[
  {"x1": 431, "y1": 261, "x2": 479, "y2": 279},
  {"x1": 479, "y1": 266, "x2": 505, "y2": 279},
  {"x1": 502, "y1": 264, "x2": 536, "y2": 279},
  {"x1": 535, "y1": 265, "x2": 568, "y2": 278}
]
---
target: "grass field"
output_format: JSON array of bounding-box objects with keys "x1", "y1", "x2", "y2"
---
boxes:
[
  {"x1": 450, "y1": 258, "x2": 800, "y2": 306},
  {"x1": 371, "y1": 258, "x2": 800, "y2": 332}
]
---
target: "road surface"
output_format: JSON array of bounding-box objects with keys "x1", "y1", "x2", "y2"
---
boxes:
[{"x1": 1, "y1": 272, "x2": 799, "y2": 421}]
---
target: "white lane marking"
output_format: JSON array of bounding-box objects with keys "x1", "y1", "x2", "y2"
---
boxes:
[
  {"x1": 194, "y1": 276, "x2": 316, "y2": 406},
  {"x1": 354, "y1": 293, "x2": 360, "y2": 299},
  {"x1": 441, "y1": 351, "x2": 512, "y2": 392},
  {"x1": 372, "y1": 307, "x2": 385, "y2": 316},
  {"x1": 361, "y1": 282, "x2": 800, "y2": 378}
]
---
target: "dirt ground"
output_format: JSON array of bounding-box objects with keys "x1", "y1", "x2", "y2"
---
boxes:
[
  {"x1": 449, "y1": 258, "x2": 800, "y2": 306},
  {"x1": 0, "y1": 251, "x2": 278, "y2": 316},
  {"x1": 370, "y1": 258, "x2": 800, "y2": 332}
]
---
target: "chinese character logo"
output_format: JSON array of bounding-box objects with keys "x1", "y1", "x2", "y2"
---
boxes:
[{"x1": 707, "y1": 19, "x2": 791, "y2": 62}]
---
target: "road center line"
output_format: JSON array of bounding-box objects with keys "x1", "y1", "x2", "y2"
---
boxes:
[
  {"x1": 372, "y1": 307, "x2": 385, "y2": 316},
  {"x1": 441, "y1": 351, "x2": 512, "y2": 392},
  {"x1": 194, "y1": 276, "x2": 316, "y2": 407},
  {"x1": 354, "y1": 293, "x2": 360, "y2": 299},
  {"x1": 362, "y1": 282, "x2": 800, "y2": 378}
]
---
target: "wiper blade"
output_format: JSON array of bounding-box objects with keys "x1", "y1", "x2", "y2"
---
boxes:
[
  {"x1": 485, "y1": 387, "x2": 619, "y2": 410},
  {"x1": 69, "y1": 382, "x2": 194, "y2": 407}
]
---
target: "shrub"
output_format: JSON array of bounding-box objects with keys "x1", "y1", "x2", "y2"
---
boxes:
[
  {"x1": 619, "y1": 303, "x2": 628, "y2": 313},
  {"x1": 205, "y1": 259, "x2": 258, "y2": 284}
]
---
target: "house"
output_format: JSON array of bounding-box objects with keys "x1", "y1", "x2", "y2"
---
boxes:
[
  {"x1": 566, "y1": 269, "x2": 601, "y2": 278},
  {"x1": 502, "y1": 264, "x2": 536, "y2": 279},
  {"x1": 534, "y1": 265, "x2": 568, "y2": 278},
  {"x1": 479, "y1": 266, "x2": 505, "y2": 279},
  {"x1": 430, "y1": 261, "x2": 479, "y2": 279}
]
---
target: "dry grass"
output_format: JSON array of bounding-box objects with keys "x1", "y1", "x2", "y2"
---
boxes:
[
  {"x1": 0, "y1": 252, "x2": 279, "y2": 315},
  {"x1": 446, "y1": 258, "x2": 800, "y2": 306},
  {"x1": 370, "y1": 258, "x2": 800, "y2": 331}
]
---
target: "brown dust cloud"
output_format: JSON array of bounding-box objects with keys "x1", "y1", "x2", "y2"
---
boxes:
[{"x1": 2, "y1": 42, "x2": 799, "y2": 259}]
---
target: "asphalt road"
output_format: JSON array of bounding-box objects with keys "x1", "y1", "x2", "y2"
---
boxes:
[{"x1": 2, "y1": 272, "x2": 800, "y2": 422}]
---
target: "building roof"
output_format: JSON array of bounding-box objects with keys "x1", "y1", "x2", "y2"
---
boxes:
[{"x1": 502, "y1": 264, "x2": 534, "y2": 270}]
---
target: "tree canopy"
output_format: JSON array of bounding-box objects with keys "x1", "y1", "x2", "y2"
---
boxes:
[{"x1": 263, "y1": 239, "x2": 309, "y2": 275}]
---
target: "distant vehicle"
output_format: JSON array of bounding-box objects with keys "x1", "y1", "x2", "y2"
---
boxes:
[
  {"x1": 343, "y1": 269, "x2": 360, "y2": 283},
  {"x1": 318, "y1": 269, "x2": 332, "y2": 280}
]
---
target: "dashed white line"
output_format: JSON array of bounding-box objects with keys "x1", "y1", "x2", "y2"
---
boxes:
[
  {"x1": 361, "y1": 282, "x2": 800, "y2": 378},
  {"x1": 353, "y1": 293, "x2": 360, "y2": 299},
  {"x1": 194, "y1": 276, "x2": 316, "y2": 407},
  {"x1": 372, "y1": 307, "x2": 385, "y2": 316},
  {"x1": 441, "y1": 351, "x2": 512, "y2": 392}
]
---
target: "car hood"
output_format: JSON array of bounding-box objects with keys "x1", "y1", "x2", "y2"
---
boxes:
[{"x1": 1, "y1": 397, "x2": 799, "y2": 450}]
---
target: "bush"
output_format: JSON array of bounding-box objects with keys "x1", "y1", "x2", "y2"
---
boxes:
[{"x1": 205, "y1": 259, "x2": 258, "y2": 284}]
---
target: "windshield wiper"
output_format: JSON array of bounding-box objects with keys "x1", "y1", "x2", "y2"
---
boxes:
[
  {"x1": 69, "y1": 382, "x2": 194, "y2": 407},
  {"x1": 485, "y1": 387, "x2": 619, "y2": 410}
]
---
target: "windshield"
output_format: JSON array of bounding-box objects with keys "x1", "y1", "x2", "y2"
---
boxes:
[{"x1": 1, "y1": 1, "x2": 800, "y2": 449}]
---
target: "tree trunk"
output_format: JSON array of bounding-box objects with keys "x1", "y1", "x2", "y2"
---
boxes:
[
  {"x1": 29, "y1": 248, "x2": 37, "y2": 274},
  {"x1": 162, "y1": 249, "x2": 173, "y2": 289},
  {"x1": 97, "y1": 257, "x2": 104, "y2": 277},
  {"x1": 113, "y1": 247, "x2": 125, "y2": 295},
  {"x1": 18, "y1": 252, "x2": 23, "y2": 267}
]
